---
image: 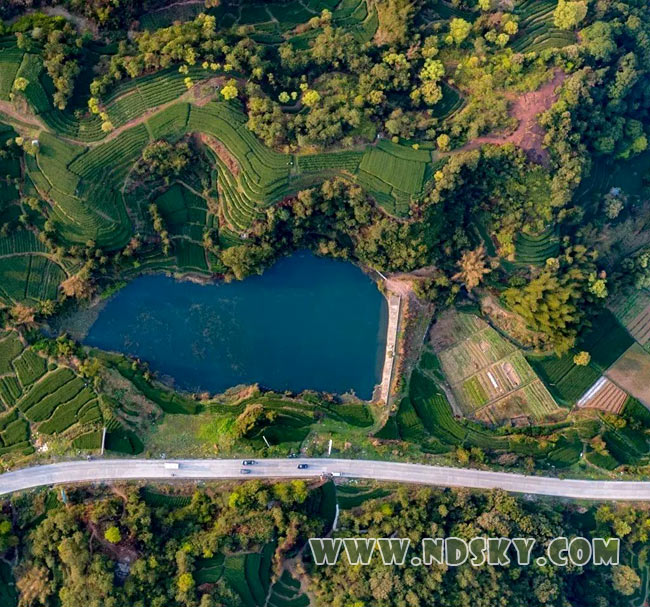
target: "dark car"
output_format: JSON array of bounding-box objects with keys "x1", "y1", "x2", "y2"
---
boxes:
[
  {"x1": 297, "y1": 463, "x2": 309, "y2": 470},
  {"x1": 240, "y1": 468, "x2": 251, "y2": 475},
  {"x1": 242, "y1": 460, "x2": 256, "y2": 465},
  {"x1": 288, "y1": 453, "x2": 298, "y2": 458}
]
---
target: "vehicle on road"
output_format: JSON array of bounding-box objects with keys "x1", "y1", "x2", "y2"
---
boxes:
[
  {"x1": 240, "y1": 469, "x2": 251, "y2": 475},
  {"x1": 297, "y1": 463, "x2": 309, "y2": 469},
  {"x1": 242, "y1": 460, "x2": 256, "y2": 465},
  {"x1": 164, "y1": 463, "x2": 180, "y2": 470}
]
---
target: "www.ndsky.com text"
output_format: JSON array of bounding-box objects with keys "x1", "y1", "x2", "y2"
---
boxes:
[{"x1": 309, "y1": 537, "x2": 620, "y2": 568}]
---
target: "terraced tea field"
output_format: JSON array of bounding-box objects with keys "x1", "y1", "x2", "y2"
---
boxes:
[
  {"x1": 514, "y1": 227, "x2": 559, "y2": 265},
  {"x1": 268, "y1": 570, "x2": 310, "y2": 607},
  {"x1": 512, "y1": 0, "x2": 576, "y2": 53},
  {"x1": 0, "y1": 230, "x2": 68, "y2": 306},
  {"x1": 0, "y1": 332, "x2": 140, "y2": 457},
  {"x1": 430, "y1": 310, "x2": 559, "y2": 423}
]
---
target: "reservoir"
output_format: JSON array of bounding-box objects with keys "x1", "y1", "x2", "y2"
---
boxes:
[{"x1": 84, "y1": 252, "x2": 388, "y2": 399}]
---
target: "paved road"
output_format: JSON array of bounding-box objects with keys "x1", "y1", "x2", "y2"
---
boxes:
[{"x1": 1, "y1": 458, "x2": 650, "y2": 500}]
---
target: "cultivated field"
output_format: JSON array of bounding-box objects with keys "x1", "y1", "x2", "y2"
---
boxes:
[
  {"x1": 378, "y1": 367, "x2": 581, "y2": 468},
  {"x1": 610, "y1": 290, "x2": 650, "y2": 348},
  {"x1": 576, "y1": 377, "x2": 627, "y2": 414},
  {"x1": 430, "y1": 310, "x2": 560, "y2": 423},
  {"x1": 514, "y1": 227, "x2": 559, "y2": 265},
  {"x1": 0, "y1": 332, "x2": 157, "y2": 457},
  {"x1": 606, "y1": 344, "x2": 650, "y2": 408}
]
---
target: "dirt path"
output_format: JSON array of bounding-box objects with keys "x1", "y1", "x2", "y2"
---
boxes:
[
  {"x1": 459, "y1": 70, "x2": 565, "y2": 164},
  {"x1": 0, "y1": 101, "x2": 44, "y2": 131},
  {"x1": 378, "y1": 292, "x2": 401, "y2": 405}
]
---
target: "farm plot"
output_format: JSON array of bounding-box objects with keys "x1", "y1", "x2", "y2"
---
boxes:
[
  {"x1": 0, "y1": 333, "x2": 23, "y2": 375},
  {"x1": 610, "y1": 290, "x2": 650, "y2": 347},
  {"x1": 336, "y1": 485, "x2": 391, "y2": 510},
  {"x1": 576, "y1": 377, "x2": 627, "y2": 414},
  {"x1": 380, "y1": 368, "x2": 573, "y2": 463},
  {"x1": 12, "y1": 348, "x2": 47, "y2": 387},
  {"x1": 188, "y1": 102, "x2": 292, "y2": 204},
  {"x1": 222, "y1": 547, "x2": 274, "y2": 607},
  {"x1": 606, "y1": 344, "x2": 650, "y2": 408},
  {"x1": 297, "y1": 150, "x2": 364, "y2": 173},
  {"x1": 431, "y1": 310, "x2": 559, "y2": 421},
  {"x1": 0, "y1": 409, "x2": 30, "y2": 456},
  {"x1": 155, "y1": 184, "x2": 207, "y2": 234},
  {"x1": 514, "y1": 227, "x2": 559, "y2": 265},
  {"x1": 194, "y1": 555, "x2": 225, "y2": 584},
  {"x1": 14, "y1": 53, "x2": 52, "y2": 114},
  {"x1": 356, "y1": 140, "x2": 430, "y2": 216},
  {"x1": 529, "y1": 352, "x2": 602, "y2": 406},
  {"x1": 430, "y1": 81, "x2": 465, "y2": 119},
  {"x1": 0, "y1": 254, "x2": 66, "y2": 306},
  {"x1": 14, "y1": 364, "x2": 103, "y2": 433},
  {"x1": 146, "y1": 103, "x2": 190, "y2": 140},
  {"x1": 475, "y1": 380, "x2": 561, "y2": 425},
  {"x1": 576, "y1": 309, "x2": 634, "y2": 371},
  {"x1": 0, "y1": 46, "x2": 23, "y2": 100},
  {"x1": 0, "y1": 377, "x2": 22, "y2": 408}
]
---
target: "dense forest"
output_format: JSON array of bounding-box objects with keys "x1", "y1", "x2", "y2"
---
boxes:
[{"x1": 0, "y1": 481, "x2": 648, "y2": 607}]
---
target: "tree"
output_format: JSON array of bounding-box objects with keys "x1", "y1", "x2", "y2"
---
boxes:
[
  {"x1": 104, "y1": 526, "x2": 121, "y2": 544},
  {"x1": 10, "y1": 303, "x2": 36, "y2": 325},
  {"x1": 220, "y1": 80, "x2": 238, "y2": 100},
  {"x1": 61, "y1": 272, "x2": 94, "y2": 300},
  {"x1": 302, "y1": 89, "x2": 321, "y2": 107},
  {"x1": 573, "y1": 351, "x2": 591, "y2": 366},
  {"x1": 449, "y1": 18, "x2": 472, "y2": 45},
  {"x1": 374, "y1": 0, "x2": 415, "y2": 45},
  {"x1": 437, "y1": 133, "x2": 451, "y2": 151},
  {"x1": 553, "y1": 0, "x2": 587, "y2": 29},
  {"x1": 452, "y1": 245, "x2": 491, "y2": 290},
  {"x1": 177, "y1": 572, "x2": 195, "y2": 592},
  {"x1": 13, "y1": 77, "x2": 28, "y2": 91},
  {"x1": 612, "y1": 565, "x2": 641, "y2": 596}
]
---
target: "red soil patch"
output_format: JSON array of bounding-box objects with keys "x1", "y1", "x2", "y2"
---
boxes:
[
  {"x1": 463, "y1": 70, "x2": 566, "y2": 165},
  {"x1": 199, "y1": 133, "x2": 240, "y2": 177}
]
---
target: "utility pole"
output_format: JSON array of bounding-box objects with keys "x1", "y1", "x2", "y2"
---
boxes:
[
  {"x1": 262, "y1": 435, "x2": 270, "y2": 448},
  {"x1": 100, "y1": 426, "x2": 106, "y2": 456},
  {"x1": 328, "y1": 439, "x2": 332, "y2": 456}
]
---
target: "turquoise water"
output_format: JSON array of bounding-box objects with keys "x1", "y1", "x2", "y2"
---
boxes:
[{"x1": 84, "y1": 252, "x2": 388, "y2": 399}]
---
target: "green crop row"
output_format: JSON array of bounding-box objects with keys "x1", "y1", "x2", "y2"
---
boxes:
[
  {"x1": 72, "y1": 430, "x2": 102, "y2": 450},
  {"x1": 514, "y1": 227, "x2": 559, "y2": 265},
  {"x1": 13, "y1": 348, "x2": 47, "y2": 387},
  {"x1": 0, "y1": 377, "x2": 22, "y2": 407},
  {"x1": 37, "y1": 388, "x2": 97, "y2": 435},
  {"x1": 359, "y1": 146, "x2": 427, "y2": 195},
  {"x1": 296, "y1": 150, "x2": 364, "y2": 173},
  {"x1": 0, "y1": 333, "x2": 23, "y2": 375},
  {"x1": 0, "y1": 48, "x2": 23, "y2": 100},
  {"x1": 23, "y1": 376, "x2": 85, "y2": 423},
  {"x1": 147, "y1": 103, "x2": 190, "y2": 140},
  {"x1": 16, "y1": 368, "x2": 75, "y2": 415},
  {"x1": 0, "y1": 230, "x2": 47, "y2": 257}
]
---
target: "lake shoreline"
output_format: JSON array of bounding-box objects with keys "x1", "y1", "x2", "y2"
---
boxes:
[{"x1": 62, "y1": 252, "x2": 389, "y2": 400}]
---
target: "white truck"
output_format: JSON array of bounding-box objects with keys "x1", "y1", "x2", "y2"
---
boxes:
[{"x1": 164, "y1": 463, "x2": 180, "y2": 470}]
